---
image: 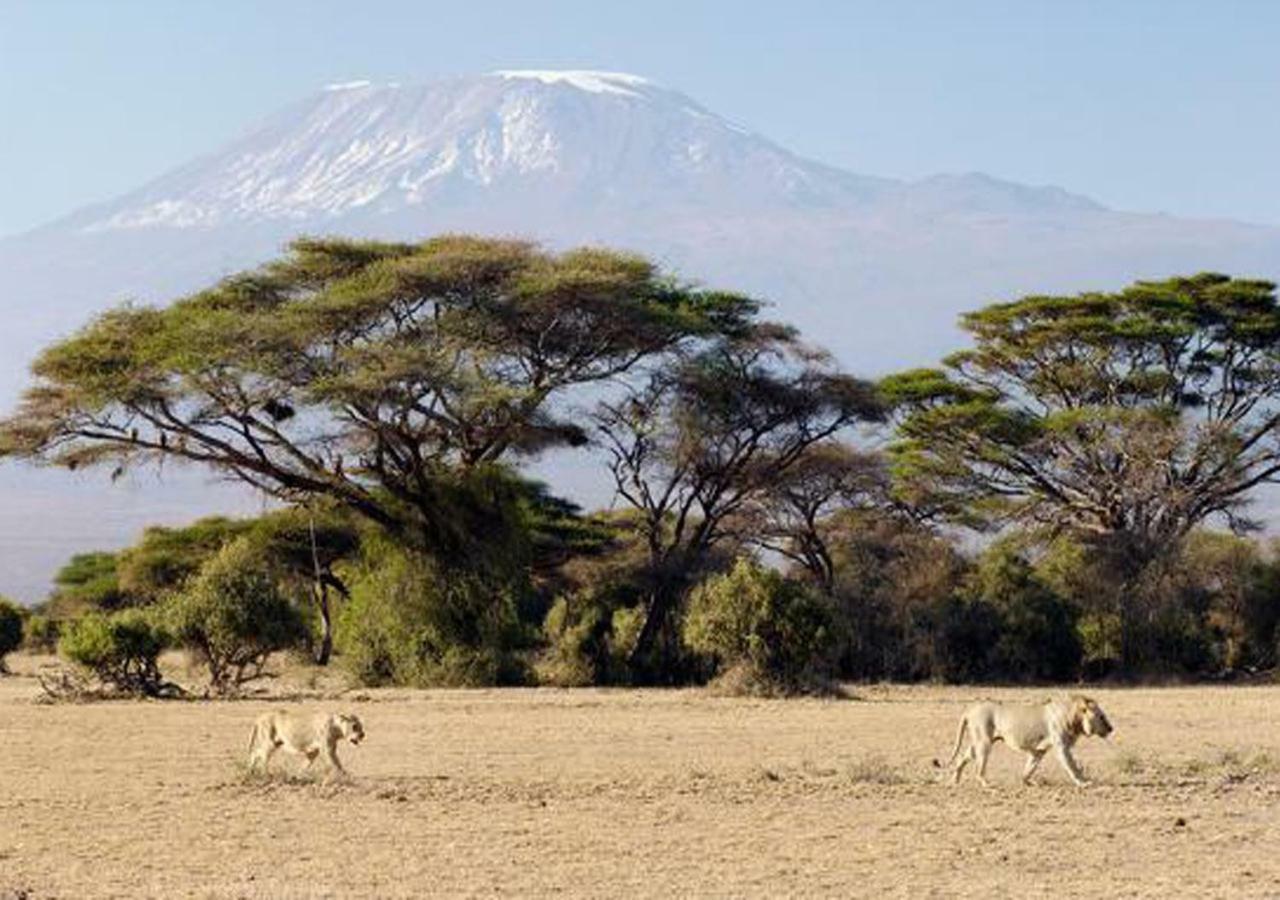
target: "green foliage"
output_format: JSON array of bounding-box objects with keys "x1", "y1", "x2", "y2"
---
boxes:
[
  {"x1": 594, "y1": 328, "x2": 884, "y2": 677},
  {"x1": 245, "y1": 506, "x2": 361, "y2": 578},
  {"x1": 117, "y1": 517, "x2": 252, "y2": 602},
  {"x1": 87, "y1": 507, "x2": 363, "y2": 667},
  {"x1": 163, "y1": 538, "x2": 308, "y2": 693},
  {"x1": 47, "y1": 552, "x2": 130, "y2": 615},
  {"x1": 610, "y1": 605, "x2": 645, "y2": 655},
  {"x1": 0, "y1": 597, "x2": 23, "y2": 671},
  {"x1": 923, "y1": 596, "x2": 1003, "y2": 684},
  {"x1": 825, "y1": 510, "x2": 971, "y2": 681},
  {"x1": 1075, "y1": 613, "x2": 1123, "y2": 675},
  {"x1": 538, "y1": 594, "x2": 608, "y2": 687},
  {"x1": 1181, "y1": 531, "x2": 1280, "y2": 671},
  {"x1": 888, "y1": 275, "x2": 1280, "y2": 668},
  {"x1": 58, "y1": 609, "x2": 172, "y2": 696},
  {"x1": 335, "y1": 538, "x2": 529, "y2": 687},
  {"x1": 533, "y1": 510, "x2": 659, "y2": 686},
  {"x1": 537, "y1": 590, "x2": 643, "y2": 687},
  {"x1": 19, "y1": 243, "x2": 1280, "y2": 687},
  {"x1": 22, "y1": 613, "x2": 60, "y2": 654},
  {"x1": 2, "y1": 236, "x2": 757, "y2": 572},
  {"x1": 683, "y1": 559, "x2": 841, "y2": 695},
  {"x1": 967, "y1": 541, "x2": 1082, "y2": 682}
]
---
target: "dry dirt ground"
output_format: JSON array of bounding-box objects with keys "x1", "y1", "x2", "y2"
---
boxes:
[{"x1": 2, "y1": 654, "x2": 1279, "y2": 899}]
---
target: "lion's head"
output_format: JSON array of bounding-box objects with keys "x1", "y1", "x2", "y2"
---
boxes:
[
  {"x1": 337, "y1": 713, "x2": 365, "y2": 745},
  {"x1": 1071, "y1": 695, "x2": 1112, "y2": 738}
]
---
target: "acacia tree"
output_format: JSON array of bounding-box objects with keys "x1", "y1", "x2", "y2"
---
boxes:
[
  {"x1": 740, "y1": 443, "x2": 890, "y2": 594},
  {"x1": 0, "y1": 236, "x2": 754, "y2": 566},
  {"x1": 883, "y1": 273, "x2": 1280, "y2": 665},
  {"x1": 594, "y1": 328, "x2": 883, "y2": 677}
]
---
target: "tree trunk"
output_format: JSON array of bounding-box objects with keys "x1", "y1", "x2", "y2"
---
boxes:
[
  {"x1": 313, "y1": 580, "x2": 333, "y2": 666},
  {"x1": 627, "y1": 578, "x2": 685, "y2": 682},
  {"x1": 308, "y1": 511, "x2": 333, "y2": 666}
]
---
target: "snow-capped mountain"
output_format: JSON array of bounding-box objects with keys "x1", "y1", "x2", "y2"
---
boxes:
[
  {"x1": 69, "y1": 70, "x2": 1107, "y2": 237},
  {"x1": 79, "y1": 71, "x2": 896, "y2": 230},
  {"x1": 2, "y1": 69, "x2": 1280, "y2": 601}
]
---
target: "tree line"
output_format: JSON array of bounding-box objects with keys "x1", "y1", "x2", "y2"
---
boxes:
[{"x1": 1, "y1": 236, "x2": 1278, "y2": 693}]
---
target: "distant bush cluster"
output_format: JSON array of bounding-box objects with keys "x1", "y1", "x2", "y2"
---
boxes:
[
  {"x1": 4, "y1": 238, "x2": 1280, "y2": 694},
  {"x1": 0, "y1": 597, "x2": 23, "y2": 672}
]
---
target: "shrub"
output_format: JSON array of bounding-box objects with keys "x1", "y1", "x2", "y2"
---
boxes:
[
  {"x1": 926, "y1": 596, "x2": 1003, "y2": 683},
  {"x1": 1144, "y1": 605, "x2": 1213, "y2": 675},
  {"x1": 0, "y1": 597, "x2": 23, "y2": 672},
  {"x1": 610, "y1": 605, "x2": 645, "y2": 661},
  {"x1": 537, "y1": 591, "x2": 640, "y2": 687},
  {"x1": 538, "y1": 593, "x2": 608, "y2": 687},
  {"x1": 683, "y1": 559, "x2": 841, "y2": 695},
  {"x1": 968, "y1": 543, "x2": 1082, "y2": 682},
  {"x1": 22, "y1": 614, "x2": 59, "y2": 654},
  {"x1": 825, "y1": 510, "x2": 971, "y2": 681},
  {"x1": 58, "y1": 609, "x2": 172, "y2": 696},
  {"x1": 335, "y1": 540, "x2": 529, "y2": 687},
  {"x1": 1076, "y1": 612, "x2": 1123, "y2": 676},
  {"x1": 164, "y1": 538, "x2": 308, "y2": 693}
]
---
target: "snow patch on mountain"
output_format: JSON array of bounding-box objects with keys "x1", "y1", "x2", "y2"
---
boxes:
[{"x1": 493, "y1": 69, "x2": 649, "y2": 96}]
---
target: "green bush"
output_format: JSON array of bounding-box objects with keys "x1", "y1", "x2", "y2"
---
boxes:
[
  {"x1": 610, "y1": 605, "x2": 645, "y2": 660},
  {"x1": 968, "y1": 544, "x2": 1082, "y2": 682},
  {"x1": 0, "y1": 598, "x2": 23, "y2": 672},
  {"x1": 537, "y1": 590, "x2": 641, "y2": 687},
  {"x1": 23, "y1": 614, "x2": 60, "y2": 654},
  {"x1": 538, "y1": 593, "x2": 609, "y2": 687},
  {"x1": 825, "y1": 510, "x2": 971, "y2": 681},
  {"x1": 925, "y1": 596, "x2": 1003, "y2": 683},
  {"x1": 1144, "y1": 606, "x2": 1213, "y2": 675},
  {"x1": 335, "y1": 540, "x2": 529, "y2": 687},
  {"x1": 1076, "y1": 612, "x2": 1122, "y2": 676},
  {"x1": 163, "y1": 538, "x2": 307, "y2": 693},
  {"x1": 683, "y1": 559, "x2": 841, "y2": 695},
  {"x1": 58, "y1": 609, "x2": 172, "y2": 696}
]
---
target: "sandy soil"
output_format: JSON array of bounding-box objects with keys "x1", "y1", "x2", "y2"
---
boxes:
[{"x1": 2, "y1": 654, "x2": 1279, "y2": 899}]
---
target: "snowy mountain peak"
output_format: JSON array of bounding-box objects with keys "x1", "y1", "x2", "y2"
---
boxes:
[
  {"x1": 71, "y1": 71, "x2": 1103, "y2": 236},
  {"x1": 78, "y1": 71, "x2": 884, "y2": 233},
  {"x1": 492, "y1": 70, "x2": 651, "y2": 96},
  {"x1": 323, "y1": 80, "x2": 376, "y2": 92}
]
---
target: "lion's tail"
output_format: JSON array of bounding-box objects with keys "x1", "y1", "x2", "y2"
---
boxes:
[
  {"x1": 247, "y1": 719, "x2": 260, "y2": 755},
  {"x1": 932, "y1": 717, "x2": 967, "y2": 770}
]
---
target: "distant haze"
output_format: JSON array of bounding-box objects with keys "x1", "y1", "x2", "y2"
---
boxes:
[{"x1": 2, "y1": 70, "x2": 1279, "y2": 602}]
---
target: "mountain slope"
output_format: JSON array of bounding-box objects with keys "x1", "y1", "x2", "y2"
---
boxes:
[
  {"x1": 2, "y1": 70, "x2": 1279, "y2": 601},
  {"x1": 77, "y1": 73, "x2": 890, "y2": 229}
]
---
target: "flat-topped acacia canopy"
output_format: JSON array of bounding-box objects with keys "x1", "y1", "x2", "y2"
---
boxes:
[
  {"x1": 0, "y1": 234, "x2": 758, "y2": 560},
  {"x1": 883, "y1": 273, "x2": 1280, "y2": 558}
]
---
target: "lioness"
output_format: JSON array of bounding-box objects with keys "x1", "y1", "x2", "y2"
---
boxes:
[
  {"x1": 247, "y1": 710, "x2": 365, "y2": 781},
  {"x1": 935, "y1": 695, "x2": 1112, "y2": 788}
]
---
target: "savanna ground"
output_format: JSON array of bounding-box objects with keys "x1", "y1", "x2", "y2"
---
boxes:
[{"x1": 2, "y1": 654, "x2": 1279, "y2": 899}]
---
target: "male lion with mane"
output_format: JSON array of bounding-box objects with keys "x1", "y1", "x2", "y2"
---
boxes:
[
  {"x1": 247, "y1": 710, "x2": 366, "y2": 782},
  {"x1": 935, "y1": 695, "x2": 1112, "y2": 788}
]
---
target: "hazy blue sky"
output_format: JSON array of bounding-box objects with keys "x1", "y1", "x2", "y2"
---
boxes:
[{"x1": 2, "y1": 0, "x2": 1278, "y2": 236}]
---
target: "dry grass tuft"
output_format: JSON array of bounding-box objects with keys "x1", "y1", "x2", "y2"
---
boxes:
[{"x1": 844, "y1": 754, "x2": 909, "y2": 785}]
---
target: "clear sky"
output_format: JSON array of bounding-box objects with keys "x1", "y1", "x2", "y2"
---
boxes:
[{"x1": 2, "y1": 0, "x2": 1279, "y2": 236}]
